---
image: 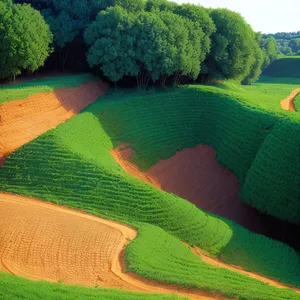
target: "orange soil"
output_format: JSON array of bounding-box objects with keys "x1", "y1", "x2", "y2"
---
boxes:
[
  {"x1": 112, "y1": 143, "x2": 272, "y2": 234},
  {"x1": 280, "y1": 88, "x2": 300, "y2": 111},
  {"x1": 0, "y1": 81, "x2": 107, "y2": 160},
  {"x1": 0, "y1": 192, "x2": 232, "y2": 300}
]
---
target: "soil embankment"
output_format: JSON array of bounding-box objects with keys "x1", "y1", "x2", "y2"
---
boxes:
[
  {"x1": 0, "y1": 81, "x2": 107, "y2": 160},
  {"x1": 112, "y1": 143, "x2": 300, "y2": 249}
]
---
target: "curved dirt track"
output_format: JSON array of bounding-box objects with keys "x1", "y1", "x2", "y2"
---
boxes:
[
  {"x1": 112, "y1": 143, "x2": 275, "y2": 234},
  {"x1": 0, "y1": 80, "x2": 107, "y2": 160},
  {"x1": 280, "y1": 88, "x2": 300, "y2": 111},
  {"x1": 0, "y1": 193, "x2": 233, "y2": 300},
  {"x1": 186, "y1": 243, "x2": 300, "y2": 293}
]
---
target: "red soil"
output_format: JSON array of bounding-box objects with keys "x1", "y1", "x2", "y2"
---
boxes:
[
  {"x1": 112, "y1": 143, "x2": 278, "y2": 235},
  {"x1": 0, "y1": 81, "x2": 107, "y2": 159},
  {"x1": 280, "y1": 88, "x2": 300, "y2": 112}
]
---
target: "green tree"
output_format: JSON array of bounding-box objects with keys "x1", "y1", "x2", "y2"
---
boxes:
[
  {"x1": 85, "y1": 6, "x2": 202, "y2": 87},
  {"x1": 278, "y1": 42, "x2": 293, "y2": 56},
  {"x1": 41, "y1": 0, "x2": 92, "y2": 71},
  {"x1": 145, "y1": 0, "x2": 178, "y2": 12},
  {"x1": 85, "y1": 6, "x2": 139, "y2": 82},
  {"x1": 289, "y1": 38, "x2": 300, "y2": 53},
  {"x1": 91, "y1": 0, "x2": 146, "y2": 12},
  {"x1": 242, "y1": 33, "x2": 264, "y2": 85},
  {"x1": 208, "y1": 8, "x2": 257, "y2": 80},
  {"x1": 260, "y1": 36, "x2": 278, "y2": 69},
  {"x1": 0, "y1": 0, "x2": 53, "y2": 80},
  {"x1": 173, "y1": 4, "x2": 215, "y2": 78}
]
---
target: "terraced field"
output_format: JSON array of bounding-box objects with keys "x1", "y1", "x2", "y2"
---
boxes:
[{"x1": 0, "y1": 75, "x2": 300, "y2": 300}]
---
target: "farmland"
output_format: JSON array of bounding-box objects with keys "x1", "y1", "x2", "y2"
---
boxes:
[
  {"x1": 0, "y1": 73, "x2": 300, "y2": 299},
  {"x1": 0, "y1": 0, "x2": 299, "y2": 299}
]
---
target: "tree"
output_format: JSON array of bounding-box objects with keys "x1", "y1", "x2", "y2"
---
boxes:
[
  {"x1": 173, "y1": 4, "x2": 215, "y2": 77},
  {"x1": 145, "y1": 0, "x2": 178, "y2": 12},
  {"x1": 242, "y1": 33, "x2": 264, "y2": 85},
  {"x1": 260, "y1": 36, "x2": 278, "y2": 70},
  {"x1": 85, "y1": 6, "x2": 139, "y2": 82},
  {"x1": 207, "y1": 9, "x2": 257, "y2": 80},
  {"x1": 289, "y1": 38, "x2": 300, "y2": 53},
  {"x1": 0, "y1": 0, "x2": 53, "y2": 80},
  {"x1": 41, "y1": 0, "x2": 92, "y2": 71},
  {"x1": 85, "y1": 6, "x2": 203, "y2": 87},
  {"x1": 91, "y1": 0, "x2": 146, "y2": 12},
  {"x1": 278, "y1": 41, "x2": 293, "y2": 56}
]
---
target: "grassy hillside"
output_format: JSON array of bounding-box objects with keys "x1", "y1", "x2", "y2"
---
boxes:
[
  {"x1": 262, "y1": 57, "x2": 300, "y2": 77},
  {"x1": 127, "y1": 225, "x2": 300, "y2": 300},
  {"x1": 1, "y1": 84, "x2": 300, "y2": 296},
  {"x1": 0, "y1": 272, "x2": 184, "y2": 300},
  {"x1": 294, "y1": 93, "x2": 300, "y2": 111},
  {"x1": 0, "y1": 74, "x2": 96, "y2": 104},
  {"x1": 96, "y1": 85, "x2": 300, "y2": 223}
]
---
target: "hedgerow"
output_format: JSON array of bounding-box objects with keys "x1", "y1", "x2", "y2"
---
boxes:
[{"x1": 263, "y1": 57, "x2": 300, "y2": 77}]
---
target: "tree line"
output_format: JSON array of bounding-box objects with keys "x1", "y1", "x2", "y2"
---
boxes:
[
  {"x1": 1, "y1": 0, "x2": 280, "y2": 86},
  {"x1": 263, "y1": 32, "x2": 300, "y2": 56}
]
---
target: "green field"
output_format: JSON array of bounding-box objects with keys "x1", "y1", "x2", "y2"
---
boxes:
[
  {"x1": 262, "y1": 57, "x2": 300, "y2": 78},
  {"x1": 0, "y1": 74, "x2": 95, "y2": 104}
]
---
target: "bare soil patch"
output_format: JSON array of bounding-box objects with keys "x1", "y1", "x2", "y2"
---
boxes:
[
  {"x1": 0, "y1": 81, "x2": 107, "y2": 159},
  {"x1": 112, "y1": 143, "x2": 272, "y2": 234},
  {"x1": 280, "y1": 88, "x2": 300, "y2": 111},
  {"x1": 0, "y1": 192, "x2": 232, "y2": 300}
]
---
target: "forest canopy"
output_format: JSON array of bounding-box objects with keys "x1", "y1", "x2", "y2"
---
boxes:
[
  {"x1": 0, "y1": 0, "x2": 53, "y2": 80},
  {"x1": 3, "y1": 0, "x2": 286, "y2": 85}
]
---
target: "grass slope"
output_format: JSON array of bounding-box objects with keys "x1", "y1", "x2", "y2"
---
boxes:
[
  {"x1": 1, "y1": 84, "x2": 300, "y2": 299},
  {"x1": 126, "y1": 225, "x2": 300, "y2": 300},
  {"x1": 262, "y1": 57, "x2": 300, "y2": 78},
  {"x1": 0, "y1": 74, "x2": 96, "y2": 104},
  {"x1": 294, "y1": 93, "x2": 300, "y2": 111},
  {"x1": 0, "y1": 272, "x2": 184, "y2": 300},
  {"x1": 96, "y1": 85, "x2": 300, "y2": 223}
]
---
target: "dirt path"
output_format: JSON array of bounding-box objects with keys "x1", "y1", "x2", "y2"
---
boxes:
[
  {"x1": 280, "y1": 88, "x2": 300, "y2": 111},
  {"x1": 185, "y1": 243, "x2": 300, "y2": 293},
  {"x1": 0, "y1": 192, "x2": 233, "y2": 300},
  {"x1": 0, "y1": 81, "x2": 107, "y2": 161}
]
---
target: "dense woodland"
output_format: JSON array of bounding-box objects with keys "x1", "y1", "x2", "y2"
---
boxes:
[
  {"x1": 1, "y1": 0, "x2": 282, "y2": 86},
  {"x1": 263, "y1": 32, "x2": 300, "y2": 56}
]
